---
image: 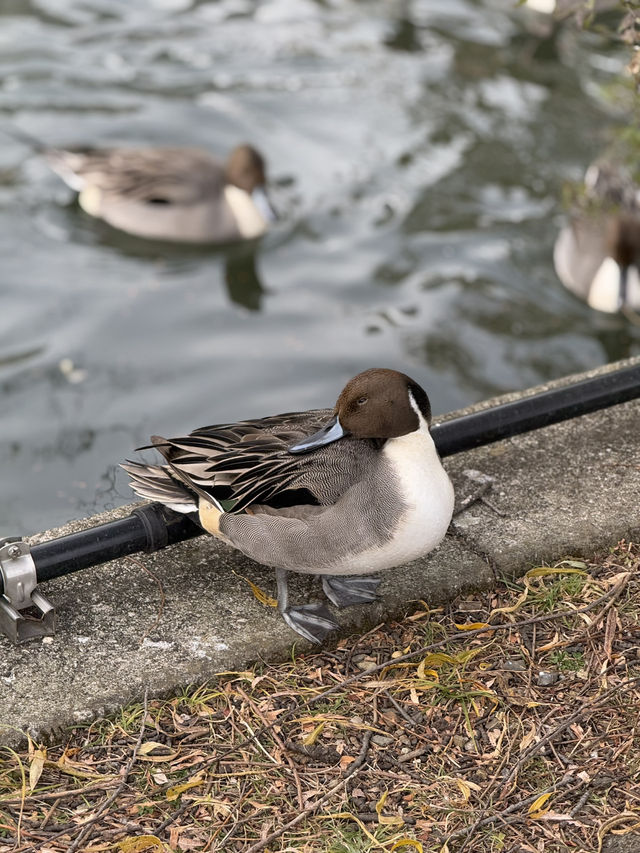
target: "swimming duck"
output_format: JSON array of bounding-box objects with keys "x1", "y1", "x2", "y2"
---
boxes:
[
  {"x1": 3, "y1": 125, "x2": 275, "y2": 243},
  {"x1": 122, "y1": 368, "x2": 455, "y2": 644},
  {"x1": 554, "y1": 161, "x2": 640, "y2": 314}
]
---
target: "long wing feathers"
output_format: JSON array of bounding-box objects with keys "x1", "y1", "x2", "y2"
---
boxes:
[
  {"x1": 45, "y1": 147, "x2": 224, "y2": 204},
  {"x1": 122, "y1": 408, "x2": 354, "y2": 515}
]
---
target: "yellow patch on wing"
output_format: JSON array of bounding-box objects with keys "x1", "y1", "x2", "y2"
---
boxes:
[{"x1": 199, "y1": 499, "x2": 223, "y2": 537}]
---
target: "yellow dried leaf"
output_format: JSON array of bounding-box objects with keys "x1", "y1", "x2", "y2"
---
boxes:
[
  {"x1": 320, "y1": 813, "x2": 387, "y2": 849},
  {"x1": 537, "y1": 631, "x2": 560, "y2": 652},
  {"x1": 29, "y1": 747, "x2": 46, "y2": 792},
  {"x1": 118, "y1": 835, "x2": 165, "y2": 852},
  {"x1": 488, "y1": 587, "x2": 528, "y2": 618},
  {"x1": 166, "y1": 776, "x2": 204, "y2": 801},
  {"x1": 238, "y1": 575, "x2": 277, "y2": 607},
  {"x1": 528, "y1": 792, "x2": 553, "y2": 817},
  {"x1": 138, "y1": 742, "x2": 179, "y2": 762},
  {"x1": 391, "y1": 840, "x2": 424, "y2": 852},
  {"x1": 302, "y1": 722, "x2": 325, "y2": 746},
  {"x1": 455, "y1": 779, "x2": 472, "y2": 801},
  {"x1": 420, "y1": 652, "x2": 455, "y2": 669},
  {"x1": 378, "y1": 815, "x2": 404, "y2": 826},
  {"x1": 375, "y1": 790, "x2": 404, "y2": 826},
  {"x1": 525, "y1": 567, "x2": 586, "y2": 579},
  {"x1": 454, "y1": 622, "x2": 491, "y2": 631},
  {"x1": 419, "y1": 647, "x2": 485, "y2": 673},
  {"x1": 416, "y1": 657, "x2": 440, "y2": 680},
  {"x1": 519, "y1": 722, "x2": 537, "y2": 753}
]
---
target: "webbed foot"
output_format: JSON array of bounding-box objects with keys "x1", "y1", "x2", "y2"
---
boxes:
[
  {"x1": 282, "y1": 603, "x2": 339, "y2": 644},
  {"x1": 322, "y1": 575, "x2": 381, "y2": 608},
  {"x1": 275, "y1": 568, "x2": 339, "y2": 644}
]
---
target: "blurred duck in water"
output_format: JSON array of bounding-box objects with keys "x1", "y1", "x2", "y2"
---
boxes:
[
  {"x1": 1, "y1": 125, "x2": 276, "y2": 244},
  {"x1": 554, "y1": 157, "x2": 640, "y2": 315}
]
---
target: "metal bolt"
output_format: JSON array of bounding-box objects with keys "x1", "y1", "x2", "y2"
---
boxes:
[{"x1": 7, "y1": 545, "x2": 21, "y2": 559}]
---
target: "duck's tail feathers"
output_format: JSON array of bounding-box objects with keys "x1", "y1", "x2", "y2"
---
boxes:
[
  {"x1": 121, "y1": 460, "x2": 198, "y2": 513},
  {"x1": 0, "y1": 124, "x2": 88, "y2": 191},
  {"x1": 43, "y1": 149, "x2": 87, "y2": 192},
  {"x1": 121, "y1": 459, "x2": 224, "y2": 515}
]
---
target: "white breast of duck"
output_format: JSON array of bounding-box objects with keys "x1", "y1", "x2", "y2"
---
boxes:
[{"x1": 328, "y1": 401, "x2": 454, "y2": 576}]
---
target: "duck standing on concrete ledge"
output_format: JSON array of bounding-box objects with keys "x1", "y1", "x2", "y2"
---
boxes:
[
  {"x1": 554, "y1": 160, "x2": 640, "y2": 314},
  {"x1": 122, "y1": 369, "x2": 455, "y2": 643},
  {"x1": 2, "y1": 125, "x2": 276, "y2": 244}
]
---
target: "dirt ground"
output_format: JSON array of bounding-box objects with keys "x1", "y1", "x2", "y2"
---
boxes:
[{"x1": 1, "y1": 541, "x2": 639, "y2": 853}]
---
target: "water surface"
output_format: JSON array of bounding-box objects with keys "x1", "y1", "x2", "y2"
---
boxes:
[{"x1": 1, "y1": 0, "x2": 638, "y2": 535}]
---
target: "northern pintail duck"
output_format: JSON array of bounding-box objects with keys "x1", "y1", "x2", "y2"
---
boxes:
[
  {"x1": 4, "y1": 125, "x2": 275, "y2": 243},
  {"x1": 122, "y1": 368, "x2": 454, "y2": 643},
  {"x1": 554, "y1": 160, "x2": 640, "y2": 314}
]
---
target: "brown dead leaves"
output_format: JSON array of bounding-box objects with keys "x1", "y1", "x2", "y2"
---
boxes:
[{"x1": 1, "y1": 541, "x2": 639, "y2": 852}]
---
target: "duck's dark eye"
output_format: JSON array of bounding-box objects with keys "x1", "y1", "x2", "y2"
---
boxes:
[
  {"x1": 147, "y1": 197, "x2": 170, "y2": 205},
  {"x1": 357, "y1": 396, "x2": 368, "y2": 405}
]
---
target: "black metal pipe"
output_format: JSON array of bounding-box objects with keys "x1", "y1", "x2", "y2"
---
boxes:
[
  {"x1": 29, "y1": 504, "x2": 202, "y2": 585},
  {"x1": 431, "y1": 361, "x2": 640, "y2": 457},
  {"x1": 2, "y1": 361, "x2": 639, "y2": 595}
]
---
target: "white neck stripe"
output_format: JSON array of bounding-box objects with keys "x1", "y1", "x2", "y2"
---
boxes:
[{"x1": 407, "y1": 388, "x2": 429, "y2": 432}]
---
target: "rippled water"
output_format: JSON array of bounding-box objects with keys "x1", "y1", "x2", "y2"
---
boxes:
[{"x1": 1, "y1": 0, "x2": 638, "y2": 535}]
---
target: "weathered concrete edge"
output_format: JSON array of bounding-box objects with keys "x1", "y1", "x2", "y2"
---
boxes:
[{"x1": 1, "y1": 356, "x2": 639, "y2": 749}]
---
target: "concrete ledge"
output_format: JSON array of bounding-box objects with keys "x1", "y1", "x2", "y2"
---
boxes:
[{"x1": 2, "y1": 357, "x2": 640, "y2": 748}]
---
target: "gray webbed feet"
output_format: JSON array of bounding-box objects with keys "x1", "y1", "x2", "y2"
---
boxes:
[
  {"x1": 322, "y1": 575, "x2": 381, "y2": 608},
  {"x1": 281, "y1": 603, "x2": 339, "y2": 644}
]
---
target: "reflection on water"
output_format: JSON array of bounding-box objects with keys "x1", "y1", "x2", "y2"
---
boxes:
[
  {"x1": 224, "y1": 250, "x2": 266, "y2": 313},
  {"x1": 0, "y1": 0, "x2": 639, "y2": 534}
]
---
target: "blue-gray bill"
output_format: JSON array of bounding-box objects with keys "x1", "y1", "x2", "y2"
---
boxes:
[
  {"x1": 251, "y1": 185, "x2": 278, "y2": 222},
  {"x1": 287, "y1": 415, "x2": 347, "y2": 455}
]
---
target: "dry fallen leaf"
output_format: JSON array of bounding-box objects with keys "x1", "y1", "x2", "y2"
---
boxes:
[
  {"x1": 28, "y1": 747, "x2": 46, "y2": 792},
  {"x1": 528, "y1": 791, "x2": 553, "y2": 818},
  {"x1": 117, "y1": 836, "x2": 166, "y2": 852},
  {"x1": 166, "y1": 776, "x2": 205, "y2": 801},
  {"x1": 391, "y1": 841, "x2": 424, "y2": 853},
  {"x1": 375, "y1": 789, "x2": 404, "y2": 826},
  {"x1": 339, "y1": 755, "x2": 355, "y2": 771},
  {"x1": 237, "y1": 574, "x2": 277, "y2": 607},
  {"x1": 138, "y1": 742, "x2": 179, "y2": 762},
  {"x1": 302, "y1": 722, "x2": 325, "y2": 746},
  {"x1": 519, "y1": 722, "x2": 537, "y2": 753}
]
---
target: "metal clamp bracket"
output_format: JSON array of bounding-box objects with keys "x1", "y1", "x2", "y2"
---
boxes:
[{"x1": 0, "y1": 537, "x2": 55, "y2": 643}]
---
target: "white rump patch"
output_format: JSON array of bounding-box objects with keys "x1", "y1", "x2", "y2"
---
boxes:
[
  {"x1": 525, "y1": 0, "x2": 556, "y2": 12},
  {"x1": 165, "y1": 500, "x2": 198, "y2": 513},
  {"x1": 79, "y1": 185, "x2": 103, "y2": 217}
]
